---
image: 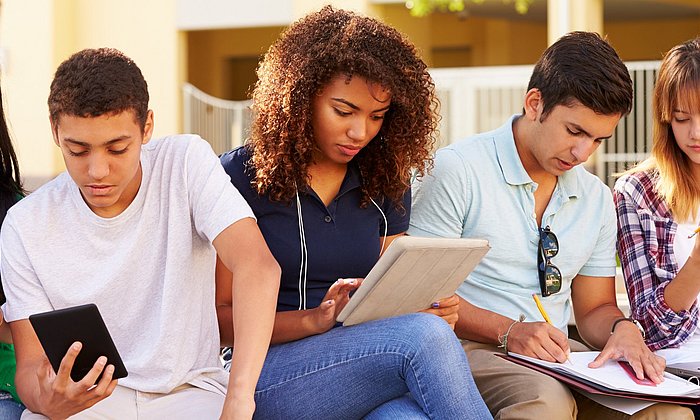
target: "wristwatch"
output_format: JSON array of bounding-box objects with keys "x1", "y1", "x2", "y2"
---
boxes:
[{"x1": 611, "y1": 317, "x2": 646, "y2": 339}]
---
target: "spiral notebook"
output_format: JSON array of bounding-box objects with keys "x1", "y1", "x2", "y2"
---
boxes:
[{"x1": 336, "y1": 236, "x2": 490, "y2": 326}]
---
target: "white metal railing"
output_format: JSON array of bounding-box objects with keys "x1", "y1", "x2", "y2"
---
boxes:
[
  {"x1": 183, "y1": 61, "x2": 660, "y2": 185},
  {"x1": 182, "y1": 83, "x2": 251, "y2": 155}
]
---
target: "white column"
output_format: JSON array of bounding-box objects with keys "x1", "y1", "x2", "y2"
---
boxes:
[{"x1": 547, "y1": 0, "x2": 603, "y2": 45}]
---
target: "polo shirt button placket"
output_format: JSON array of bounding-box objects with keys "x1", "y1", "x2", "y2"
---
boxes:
[{"x1": 324, "y1": 215, "x2": 332, "y2": 223}]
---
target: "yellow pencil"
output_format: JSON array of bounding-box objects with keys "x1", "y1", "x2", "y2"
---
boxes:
[
  {"x1": 532, "y1": 293, "x2": 553, "y2": 324},
  {"x1": 688, "y1": 226, "x2": 700, "y2": 239},
  {"x1": 532, "y1": 293, "x2": 572, "y2": 364}
]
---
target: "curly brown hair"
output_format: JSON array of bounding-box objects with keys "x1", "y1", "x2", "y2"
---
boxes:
[{"x1": 248, "y1": 6, "x2": 437, "y2": 208}]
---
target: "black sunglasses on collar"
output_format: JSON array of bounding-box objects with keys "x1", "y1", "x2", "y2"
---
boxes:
[{"x1": 538, "y1": 226, "x2": 562, "y2": 297}]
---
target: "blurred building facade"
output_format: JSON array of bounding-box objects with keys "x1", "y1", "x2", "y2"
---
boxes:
[{"x1": 1, "y1": 0, "x2": 699, "y2": 188}]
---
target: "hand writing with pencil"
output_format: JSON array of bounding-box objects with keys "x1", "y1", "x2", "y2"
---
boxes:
[
  {"x1": 502, "y1": 321, "x2": 571, "y2": 363},
  {"x1": 502, "y1": 298, "x2": 571, "y2": 364}
]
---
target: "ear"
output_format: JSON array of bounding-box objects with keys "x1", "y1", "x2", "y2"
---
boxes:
[
  {"x1": 142, "y1": 110, "x2": 155, "y2": 144},
  {"x1": 523, "y1": 88, "x2": 543, "y2": 122},
  {"x1": 49, "y1": 116, "x2": 60, "y2": 147}
]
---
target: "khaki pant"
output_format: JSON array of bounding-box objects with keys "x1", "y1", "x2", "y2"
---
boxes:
[
  {"x1": 21, "y1": 383, "x2": 225, "y2": 419},
  {"x1": 463, "y1": 340, "x2": 694, "y2": 420}
]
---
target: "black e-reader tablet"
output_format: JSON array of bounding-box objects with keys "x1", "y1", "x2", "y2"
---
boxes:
[{"x1": 29, "y1": 303, "x2": 128, "y2": 382}]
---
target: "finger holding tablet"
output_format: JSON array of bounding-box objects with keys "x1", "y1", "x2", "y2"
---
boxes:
[
  {"x1": 33, "y1": 340, "x2": 118, "y2": 417},
  {"x1": 29, "y1": 304, "x2": 128, "y2": 383}
]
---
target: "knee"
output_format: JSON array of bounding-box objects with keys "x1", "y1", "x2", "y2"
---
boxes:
[
  {"x1": 629, "y1": 403, "x2": 694, "y2": 420},
  {"x1": 495, "y1": 375, "x2": 576, "y2": 419},
  {"x1": 387, "y1": 313, "x2": 464, "y2": 362},
  {"x1": 392, "y1": 312, "x2": 454, "y2": 341}
]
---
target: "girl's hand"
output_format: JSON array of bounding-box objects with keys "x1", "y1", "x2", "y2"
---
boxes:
[
  {"x1": 308, "y1": 278, "x2": 363, "y2": 334},
  {"x1": 420, "y1": 294, "x2": 460, "y2": 329}
]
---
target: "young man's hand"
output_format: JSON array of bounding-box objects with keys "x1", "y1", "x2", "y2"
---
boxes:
[
  {"x1": 589, "y1": 321, "x2": 666, "y2": 384},
  {"x1": 504, "y1": 321, "x2": 571, "y2": 363},
  {"x1": 35, "y1": 342, "x2": 117, "y2": 418}
]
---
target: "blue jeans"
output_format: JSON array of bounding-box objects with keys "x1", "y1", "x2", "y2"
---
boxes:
[
  {"x1": 251, "y1": 313, "x2": 491, "y2": 419},
  {"x1": 0, "y1": 391, "x2": 24, "y2": 420}
]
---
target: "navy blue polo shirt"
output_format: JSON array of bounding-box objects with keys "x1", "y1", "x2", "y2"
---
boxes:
[{"x1": 220, "y1": 146, "x2": 410, "y2": 312}]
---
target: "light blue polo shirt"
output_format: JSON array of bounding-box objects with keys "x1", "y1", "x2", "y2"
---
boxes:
[{"x1": 408, "y1": 115, "x2": 617, "y2": 332}]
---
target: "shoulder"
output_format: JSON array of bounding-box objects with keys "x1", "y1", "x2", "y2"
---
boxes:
[
  {"x1": 442, "y1": 131, "x2": 497, "y2": 161},
  {"x1": 4, "y1": 173, "x2": 72, "y2": 227},
  {"x1": 219, "y1": 146, "x2": 260, "y2": 202},
  {"x1": 613, "y1": 170, "x2": 661, "y2": 210},
  {"x1": 220, "y1": 146, "x2": 251, "y2": 174},
  {"x1": 572, "y1": 166, "x2": 610, "y2": 195},
  {"x1": 144, "y1": 134, "x2": 214, "y2": 159},
  {"x1": 220, "y1": 146, "x2": 254, "y2": 183}
]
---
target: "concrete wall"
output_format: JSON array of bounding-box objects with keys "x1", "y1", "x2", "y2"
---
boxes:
[{"x1": 1, "y1": 0, "x2": 182, "y2": 189}]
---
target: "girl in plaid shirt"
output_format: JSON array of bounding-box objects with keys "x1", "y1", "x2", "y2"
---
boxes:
[{"x1": 614, "y1": 38, "x2": 700, "y2": 360}]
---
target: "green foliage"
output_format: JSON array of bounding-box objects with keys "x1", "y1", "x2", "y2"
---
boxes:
[{"x1": 406, "y1": 0, "x2": 534, "y2": 17}]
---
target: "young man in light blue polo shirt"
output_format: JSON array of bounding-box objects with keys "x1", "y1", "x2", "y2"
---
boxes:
[{"x1": 409, "y1": 32, "x2": 692, "y2": 419}]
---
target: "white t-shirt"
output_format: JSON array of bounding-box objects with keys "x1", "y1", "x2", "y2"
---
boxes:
[
  {"x1": 657, "y1": 218, "x2": 700, "y2": 363},
  {"x1": 0, "y1": 134, "x2": 254, "y2": 393}
]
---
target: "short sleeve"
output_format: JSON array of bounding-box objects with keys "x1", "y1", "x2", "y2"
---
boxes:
[
  {"x1": 185, "y1": 137, "x2": 255, "y2": 243},
  {"x1": 577, "y1": 189, "x2": 617, "y2": 277},
  {"x1": 381, "y1": 188, "x2": 411, "y2": 236},
  {"x1": 1, "y1": 211, "x2": 53, "y2": 321},
  {"x1": 408, "y1": 148, "x2": 470, "y2": 239}
]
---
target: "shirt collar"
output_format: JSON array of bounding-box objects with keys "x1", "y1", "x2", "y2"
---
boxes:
[
  {"x1": 301, "y1": 161, "x2": 363, "y2": 199},
  {"x1": 494, "y1": 114, "x2": 580, "y2": 199}
]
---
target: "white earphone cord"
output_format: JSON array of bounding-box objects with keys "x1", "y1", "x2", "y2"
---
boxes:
[{"x1": 295, "y1": 193, "x2": 387, "y2": 311}]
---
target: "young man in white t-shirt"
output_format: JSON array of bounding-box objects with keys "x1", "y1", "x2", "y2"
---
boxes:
[{"x1": 0, "y1": 48, "x2": 280, "y2": 418}]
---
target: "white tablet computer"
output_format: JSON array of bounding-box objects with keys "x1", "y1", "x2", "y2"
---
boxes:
[{"x1": 336, "y1": 236, "x2": 490, "y2": 326}]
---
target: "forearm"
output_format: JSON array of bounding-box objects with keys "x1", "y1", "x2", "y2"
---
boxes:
[
  {"x1": 227, "y1": 263, "x2": 279, "y2": 397},
  {"x1": 662, "y1": 256, "x2": 700, "y2": 312},
  {"x1": 575, "y1": 303, "x2": 626, "y2": 350},
  {"x1": 270, "y1": 310, "x2": 324, "y2": 345},
  {"x1": 217, "y1": 305, "x2": 234, "y2": 347},
  {"x1": 454, "y1": 297, "x2": 519, "y2": 345},
  {"x1": 15, "y1": 365, "x2": 43, "y2": 412}
]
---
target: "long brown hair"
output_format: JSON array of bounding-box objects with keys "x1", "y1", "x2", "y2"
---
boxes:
[
  {"x1": 626, "y1": 38, "x2": 700, "y2": 222},
  {"x1": 247, "y1": 6, "x2": 437, "y2": 208}
]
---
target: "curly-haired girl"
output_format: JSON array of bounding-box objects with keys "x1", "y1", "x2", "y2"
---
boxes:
[{"x1": 218, "y1": 6, "x2": 490, "y2": 419}]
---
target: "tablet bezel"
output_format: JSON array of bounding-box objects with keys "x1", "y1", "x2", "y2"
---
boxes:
[{"x1": 29, "y1": 303, "x2": 128, "y2": 383}]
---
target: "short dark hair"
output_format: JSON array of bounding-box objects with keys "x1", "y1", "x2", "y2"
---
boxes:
[
  {"x1": 48, "y1": 48, "x2": 149, "y2": 129},
  {"x1": 527, "y1": 31, "x2": 632, "y2": 118}
]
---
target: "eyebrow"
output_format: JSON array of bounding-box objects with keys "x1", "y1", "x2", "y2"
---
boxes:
[
  {"x1": 331, "y1": 98, "x2": 391, "y2": 113},
  {"x1": 63, "y1": 136, "x2": 131, "y2": 148},
  {"x1": 569, "y1": 123, "x2": 613, "y2": 141}
]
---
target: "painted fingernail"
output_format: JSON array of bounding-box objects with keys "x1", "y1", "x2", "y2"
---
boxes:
[
  {"x1": 326, "y1": 300, "x2": 334, "y2": 306},
  {"x1": 431, "y1": 302, "x2": 440, "y2": 308},
  {"x1": 348, "y1": 279, "x2": 355, "y2": 284}
]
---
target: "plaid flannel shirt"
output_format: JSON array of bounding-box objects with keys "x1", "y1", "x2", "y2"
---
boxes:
[{"x1": 613, "y1": 170, "x2": 699, "y2": 351}]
